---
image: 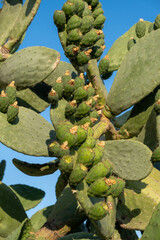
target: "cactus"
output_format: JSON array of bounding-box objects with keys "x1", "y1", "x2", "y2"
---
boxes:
[{"x1": 1, "y1": 1, "x2": 160, "y2": 240}]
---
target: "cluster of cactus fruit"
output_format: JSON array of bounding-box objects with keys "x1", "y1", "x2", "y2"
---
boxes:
[{"x1": 1, "y1": 0, "x2": 160, "y2": 239}]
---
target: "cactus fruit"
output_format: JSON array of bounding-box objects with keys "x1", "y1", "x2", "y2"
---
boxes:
[
  {"x1": 135, "y1": 18, "x2": 146, "y2": 38},
  {"x1": 80, "y1": 29, "x2": 99, "y2": 47},
  {"x1": 76, "y1": 50, "x2": 92, "y2": 66},
  {"x1": 77, "y1": 147, "x2": 94, "y2": 167},
  {"x1": 65, "y1": 100, "x2": 77, "y2": 117},
  {"x1": 48, "y1": 141, "x2": 70, "y2": 158},
  {"x1": 73, "y1": 86, "x2": 88, "y2": 102},
  {"x1": 59, "y1": 155, "x2": 74, "y2": 174},
  {"x1": 87, "y1": 177, "x2": 110, "y2": 197},
  {"x1": 5, "y1": 81, "x2": 17, "y2": 104},
  {"x1": 65, "y1": 45, "x2": 80, "y2": 58},
  {"x1": 48, "y1": 88, "x2": 59, "y2": 104},
  {"x1": 85, "y1": 160, "x2": 112, "y2": 184},
  {"x1": 67, "y1": 28, "x2": 82, "y2": 44},
  {"x1": 154, "y1": 14, "x2": 160, "y2": 30},
  {"x1": 81, "y1": 16, "x2": 94, "y2": 34},
  {"x1": 74, "y1": 73, "x2": 85, "y2": 90},
  {"x1": 98, "y1": 55, "x2": 109, "y2": 78},
  {"x1": 53, "y1": 10, "x2": 66, "y2": 30},
  {"x1": 7, "y1": 101, "x2": 19, "y2": 123},
  {"x1": 0, "y1": 90, "x2": 9, "y2": 113},
  {"x1": 88, "y1": 201, "x2": 109, "y2": 220},
  {"x1": 127, "y1": 37, "x2": 136, "y2": 50},
  {"x1": 94, "y1": 14, "x2": 106, "y2": 29},
  {"x1": 69, "y1": 163, "x2": 88, "y2": 185},
  {"x1": 62, "y1": 1, "x2": 77, "y2": 19},
  {"x1": 66, "y1": 15, "x2": 82, "y2": 32}
]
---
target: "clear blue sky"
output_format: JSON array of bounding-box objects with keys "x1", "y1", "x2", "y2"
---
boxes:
[{"x1": 0, "y1": 0, "x2": 159, "y2": 223}]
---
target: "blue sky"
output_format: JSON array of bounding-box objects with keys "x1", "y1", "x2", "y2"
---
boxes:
[{"x1": 1, "y1": 0, "x2": 160, "y2": 225}]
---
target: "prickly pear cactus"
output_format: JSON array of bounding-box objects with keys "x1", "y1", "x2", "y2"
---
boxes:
[{"x1": 1, "y1": 0, "x2": 160, "y2": 239}]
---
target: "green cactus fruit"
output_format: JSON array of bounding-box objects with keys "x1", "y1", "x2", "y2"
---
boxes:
[
  {"x1": 52, "y1": 77, "x2": 64, "y2": 99},
  {"x1": 48, "y1": 88, "x2": 59, "y2": 104},
  {"x1": 148, "y1": 22, "x2": 155, "y2": 33},
  {"x1": 77, "y1": 147, "x2": 94, "y2": 167},
  {"x1": 90, "y1": 110, "x2": 100, "y2": 119},
  {"x1": 99, "y1": 55, "x2": 109, "y2": 77},
  {"x1": 154, "y1": 14, "x2": 160, "y2": 30},
  {"x1": 69, "y1": 0, "x2": 85, "y2": 17},
  {"x1": 85, "y1": 160, "x2": 112, "y2": 184},
  {"x1": 69, "y1": 163, "x2": 88, "y2": 185},
  {"x1": 66, "y1": 15, "x2": 82, "y2": 33},
  {"x1": 86, "y1": 82, "x2": 96, "y2": 97},
  {"x1": 0, "y1": 90, "x2": 9, "y2": 113},
  {"x1": 91, "y1": 45, "x2": 104, "y2": 59},
  {"x1": 74, "y1": 73, "x2": 85, "y2": 90},
  {"x1": 7, "y1": 101, "x2": 19, "y2": 123},
  {"x1": 154, "y1": 100, "x2": 160, "y2": 114},
  {"x1": 53, "y1": 10, "x2": 66, "y2": 30},
  {"x1": 48, "y1": 141, "x2": 70, "y2": 158},
  {"x1": 62, "y1": 1, "x2": 77, "y2": 18},
  {"x1": 94, "y1": 14, "x2": 106, "y2": 29},
  {"x1": 127, "y1": 37, "x2": 136, "y2": 50},
  {"x1": 83, "y1": 0, "x2": 92, "y2": 4},
  {"x1": 87, "y1": 177, "x2": 110, "y2": 197},
  {"x1": 82, "y1": 2, "x2": 92, "y2": 17},
  {"x1": 59, "y1": 155, "x2": 74, "y2": 174},
  {"x1": 135, "y1": 18, "x2": 146, "y2": 38},
  {"x1": 58, "y1": 126, "x2": 78, "y2": 147},
  {"x1": 67, "y1": 28, "x2": 83, "y2": 44},
  {"x1": 76, "y1": 116, "x2": 94, "y2": 126},
  {"x1": 111, "y1": 178, "x2": 125, "y2": 198},
  {"x1": 65, "y1": 45, "x2": 80, "y2": 58},
  {"x1": 76, "y1": 50, "x2": 92, "y2": 66},
  {"x1": 88, "y1": 201, "x2": 109, "y2": 221},
  {"x1": 92, "y1": 7, "x2": 104, "y2": 19},
  {"x1": 56, "y1": 121, "x2": 73, "y2": 141},
  {"x1": 73, "y1": 86, "x2": 88, "y2": 102},
  {"x1": 5, "y1": 81, "x2": 17, "y2": 104},
  {"x1": 74, "y1": 101, "x2": 92, "y2": 118},
  {"x1": 92, "y1": 146, "x2": 103, "y2": 166},
  {"x1": 94, "y1": 2, "x2": 102, "y2": 10},
  {"x1": 80, "y1": 29, "x2": 99, "y2": 47},
  {"x1": 81, "y1": 15, "x2": 94, "y2": 34},
  {"x1": 63, "y1": 79, "x2": 75, "y2": 97},
  {"x1": 90, "y1": 0, "x2": 99, "y2": 8},
  {"x1": 65, "y1": 100, "x2": 77, "y2": 117},
  {"x1": 76, "y1": 125, "x2": 88, "y2": 145},
  {"x1": 105, "y1": 176, "x2": 119, "y2": 196},
  {"x1": 79, "y1": 135, "x2": 96, "y2": 150}
]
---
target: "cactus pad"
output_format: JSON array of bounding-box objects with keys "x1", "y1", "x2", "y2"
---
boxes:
[{"x1": 103, "y1": 140, "x2": 152, "y2": 180}]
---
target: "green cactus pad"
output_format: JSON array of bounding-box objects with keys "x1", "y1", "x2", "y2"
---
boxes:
[
  {"x1": 106, "y1": 29, "x2": 160, "y2": 115},
  {"x1": 69, "y1": 164, "x2": 88, "y2": 185},
  {"x1": 85, "y1": 160, "x2": 112, "y2": 184},
  {"x1": 0, "y1": 47, "x2": 60, "y2": 90},
  {"x1": 140, "y1": 202, "x2": 160, "y2": 240},
  {"x1": 30, "y1": 205, "x2": 53, "y2": 232},
  {"x1": 154, "y1": 14, "x2": 160, "y2": 29},
  {"x1": 10, "y1": 184, "x2": 45, "y2": 211},
  {"x1": 0, "y1": 160, "x2": 6, "y2": 181},
  {"x1": 12, "y1": 158, "x2": 58, "y2": 176},
  {"x1": 106, "y1": 21, "x2": 151, "y2": 72},
  {"x1": 135, "y1": 19, "x2": 146, "y2": 38},
  {"x1": 117, "y1": 167, "x2": 160, "y2": 230},
  {"x1": 0, "y1": 182, "x2": 27, "y2": 238},
  {"x1": 88, "y1": 201, "x2": 109, "y2": 221},
  {"x1": 119, "y1": 90, "x2": 156, "y2": 138},
  {"x1": 0, "y1": 107, "x2": 56, "y2": 156},
  {"x1": 0, "y1": 0, "x2": 22, "y2": 46},
  {"x1": 56, "y1": 174, "x2": 68, "y2": 199},
  {"x1": 103, "y1": 140, "x2": 152, "y2": 180},
  {"x1": 58, "y1": 232, "x2": 99, "y2": 240}
]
